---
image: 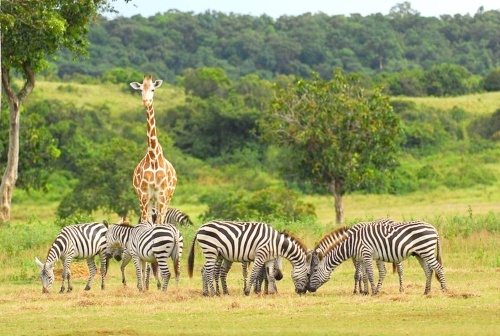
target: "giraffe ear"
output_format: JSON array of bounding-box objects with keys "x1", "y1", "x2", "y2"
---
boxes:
[
  {"x1": 153, "y1": 80, "x2": 163, "y2": 88},
  {"x1": 130, "y1": 82, "x2": 141, "y2": 90}
]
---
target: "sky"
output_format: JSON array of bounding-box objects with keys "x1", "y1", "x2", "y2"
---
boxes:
[{"x1": 106, "y1": 0, "x2": 500, "y2": 19}]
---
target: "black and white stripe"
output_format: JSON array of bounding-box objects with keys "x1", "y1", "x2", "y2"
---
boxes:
[
  {"x1": 163, "y1": 208, "x2": 193, "y2": 226},
  {"x1": 188, "y1": 220, "x2": 309, "y2": 296},
  {"x1": 202, "y1": 258, "x2": 283, "y2": 295},
  {"x1": 106, "y1": 222, "x2": 182, "y2": 292},
  {"x1": 309, "y1": 219, "x2": 405, "y2": 294},
  {"x1": 35, "y1": 222, "x2": 108, "y2": 293},
  {"x1": 308, "y1": 220, "x2": 447, "y2": 295}
]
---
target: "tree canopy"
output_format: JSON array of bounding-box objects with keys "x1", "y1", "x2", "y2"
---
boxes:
[{"x1": 261, "y1": 71, "x2": 401, "y2": 224}]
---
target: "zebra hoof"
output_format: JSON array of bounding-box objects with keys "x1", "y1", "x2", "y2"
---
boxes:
[{"x1": 84, "y1": 285, "x2": 91, "y2": 291}]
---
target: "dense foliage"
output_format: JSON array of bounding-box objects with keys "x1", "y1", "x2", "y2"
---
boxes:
[{"x1": 52, "y1": 6, "x2": 500, "y2": 94}]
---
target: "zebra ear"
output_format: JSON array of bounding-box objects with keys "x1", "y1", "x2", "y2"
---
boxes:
[
  {"x1": 35, "y1": 257, "x2": 44, "y2": 268},
  {"x1": 317, "y1": 252, "x2": 324, "y2": 261},
  {"x1": 306, "y1": 251, "x2": 312, "y2": 263}
]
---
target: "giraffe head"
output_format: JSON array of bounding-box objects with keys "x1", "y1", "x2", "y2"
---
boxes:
[{"x1": 130, "y1": 75, "x2": 163, "y2": 108}]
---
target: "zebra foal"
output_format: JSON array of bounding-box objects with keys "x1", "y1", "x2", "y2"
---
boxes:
[
  {"x1": 307, "y1": 221, "x2": 447, "y2": 295},
  {"x1": 188, "y1": 220, "x2": 310, "y2": 296},
  {"x1": 35, "y1": 222, "x2": 109, "y2": 293}
]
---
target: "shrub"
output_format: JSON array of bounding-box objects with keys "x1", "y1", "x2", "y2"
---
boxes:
[
  {"x1": 200, "y1": 186, "x2": 316, "y2": 223},
  {"x1": 483, "y1": 68, "x2": 500, "y2": 92}
]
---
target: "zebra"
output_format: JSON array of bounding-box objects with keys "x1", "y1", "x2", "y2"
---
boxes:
[
  {"x1": 202, "y1": 257, "x2": 284, "y2": 295},
  {"x1": 163, "y1": 208, "x2": 193, "y2": 226},
  {"x1": 188, "y1": 220, "x2": 310, "y2": 296},
  {"x1": 309, "y1": 219, "x2": 405, "y2": 294},
  {"x1": 307, "y1": 220, "x2": 447, "y2": 295},
  {"x1": 35, "y1": 222, "x2": 109, "y2": 294},
  {"x1": 107, "y1": 220, "x2": 184, "y2": 290},
  {"x1": 105, "y1": 221, "x2": 182, "y2": 292}
]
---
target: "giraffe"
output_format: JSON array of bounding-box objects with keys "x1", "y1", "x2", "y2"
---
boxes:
[{"x1": 130, "y1": 75, "x2": 177, "y2": 225}]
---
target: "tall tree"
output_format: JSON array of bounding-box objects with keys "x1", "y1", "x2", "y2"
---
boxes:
[
  {"x1": 261, "y1": 71, "x2": 401, "y2": 224},
  {"x1": 0, "y1": 0, "x2": 116, "y2": 222}
]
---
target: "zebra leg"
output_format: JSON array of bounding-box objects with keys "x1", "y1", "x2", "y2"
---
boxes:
[
  {"x1": 100, "y1": 253, "x2": 109, "y2": 290},
  {"x1": 62, "y1": 257, "x2": 73, "y2": 293},
  {"x1": 264, "y1": 261, "x2": 277, "y2": 295},
  {"x1": 362, "y1": 255, "x2": 377, "y2": 295},
  {"x1": 132, "y1": 255, "x2": 145, "y2": 292},
  {"x1": 156, "y1": 258, "x2": 171, "y2": 292},
  {"x1": 201, "y1": 266, "x2": 208, "y2": 296},
  {"x1": 203, "y1": 261, "x2": 217, "y2": 297},
  {"x1": 246, "y1": 256, "x2": 265, "y2": 296},
  {"x1": 396, "y1": 262, "x2": 404, "y2": 293},
  {"x1": 254, "y1": 265, "x2": 265, "y2": 294},
  {"x1": 145, "y1": 263, "x2": 151, "y2": 290},
  {"x1": 352, "y1": 259, "x2": 361, "y2": 294},
  {"x1": 120, "y1": 252, "x2": 131, "y2": 286},
  {"x1": 214, "y1": 258, "x2": 223, "y2": 295},
  {"x1": 375, "y1": 260, "x2": 387, "y2": 294},
  {"x1": 84, "y1": 258, "x2": 97, "y2": 291},
  {"x1": 415, "y1": 255, "x2": 433, "y2": 295},
  {"x1": 220, "y1": 259, "x2": 232, "y2": 295},
  {"x1": 358, "y1": 262, "x2": 369, "y2": 295},
  {"x1": 242, "y1": 261, "x2": 249, "y2": 294},
  {"x1": 421, "y1": 254, "x2": 447, "y2": 294}
]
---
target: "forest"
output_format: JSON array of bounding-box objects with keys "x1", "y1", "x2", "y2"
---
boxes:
[{"x1": 51, "y1": 3, "x2": 500, "y2": 95}]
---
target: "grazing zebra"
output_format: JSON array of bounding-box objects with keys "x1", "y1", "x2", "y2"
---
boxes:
[
  {"x1": 163, "y1": 208, "x2": 193, "y2": 226},
  {"x1": 106, "y1": 221, "x2": 182, "y2": 292},
  {"x1": 35, "y1": 222, "x2": 109, "y2": 294},
  {"x1": 309, "y1": 219, "x2": 405, "y2": 294},
  {"x1": 307, "y1": 220, "x2": 447, "y2": 295},
  {"x1": 202, "y1": 257, "x2": 283, "y2": 295},
  {"x1": 188, "y1": 220, "x2": 309, "y2": 296}
]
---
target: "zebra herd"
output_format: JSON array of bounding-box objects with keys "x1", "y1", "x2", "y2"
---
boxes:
[{"x1": 35, "y1": 211, "x2": 447, "y2": 296}]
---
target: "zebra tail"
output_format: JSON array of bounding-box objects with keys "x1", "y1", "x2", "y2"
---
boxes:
[
  {"x1": 187, "y1": 236, "x2": 197, "y2": 278},
  {"x1": 392, "y1": 262, "x2": 397, "y2": 274},
  {"x1": 435, "y1": 236, "x2": 443, "y2": 281},
  {"x1": 173, "y1": 230, "x2": 181, "y2": 280}
]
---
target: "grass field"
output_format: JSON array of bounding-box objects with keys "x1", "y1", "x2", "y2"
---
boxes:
[
  {"x1": 23, "y1": 80, "x2": 186, "y2": 117},
  {"x1": 0, "y1": 241, "x2": 498, "y2": 336},
  {"x1": 1, "y1": 187, "x2": 499, "y2": 335}
]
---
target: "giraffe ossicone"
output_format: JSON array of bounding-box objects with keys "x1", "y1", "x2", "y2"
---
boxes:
[{"x1": 130, "y1": 75, "x2": 177, "y2": 225}]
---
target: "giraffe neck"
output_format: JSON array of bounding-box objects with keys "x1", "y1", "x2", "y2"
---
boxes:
[{"x1": 145, "y1": 103, "x2": 162, "y2": 158}]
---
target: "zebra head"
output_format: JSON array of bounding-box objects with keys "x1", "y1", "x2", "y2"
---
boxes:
[
  {"x1": 307, "y1": 253, "x2": 332, "y2": 293},
  {"x1": 291, "y1": 254, "x2": 311, "y2": 295},
  {"x1": 35, "y1": 257, "x2": 55, "y2": 294}
]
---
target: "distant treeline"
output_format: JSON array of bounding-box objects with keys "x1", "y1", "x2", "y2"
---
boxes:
[{"x1": 52, "y1": 4, "x2": 500, "y2": 93}]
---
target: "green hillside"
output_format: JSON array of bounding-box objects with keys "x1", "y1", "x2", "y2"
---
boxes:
[{"x1": 25, "y1": 80, "x2": 186, "y2": 116}]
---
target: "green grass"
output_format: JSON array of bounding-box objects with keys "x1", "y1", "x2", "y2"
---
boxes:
[
  {"x1": 0, "y1": 239, "x2": 498, "y2": 335},
  {"x1": 24, "y1": 80, "x2": 186, "y2": 117},
  {"x1": 1, "y1": 191, "x2": 499, "y2": 335},
  {"x1": 400, "y1": 91, "x2": 500, "y2": 114}
]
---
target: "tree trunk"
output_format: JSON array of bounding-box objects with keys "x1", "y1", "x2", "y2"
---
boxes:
[
  {"x1": 330, "y1": 180, "x2": 344, "y2": 225},
  {"x1": 0, "y1": 65, "x2": 35, "y2": 223}
]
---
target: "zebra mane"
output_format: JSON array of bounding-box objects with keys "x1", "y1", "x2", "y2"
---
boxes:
[
  {"x1": 315, "y1": 226, "x2": 349, "y2": 248},
  {"x1": 280, "y1": 230, "x2": 308, "y2": 253},
  {"x1": 320, "y1": 227, "x2": 351, "y2": 259},
  {"x1": 113, "y1": 221, "x2": 134, "y2": 227}
]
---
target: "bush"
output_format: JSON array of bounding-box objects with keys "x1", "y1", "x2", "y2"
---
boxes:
[
  {"x1": 200, "y1": 186, "x2": 316, "y2": 223},
  {"x1": 483, "y1": 68, "x2": 500, "y2": 92}
]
